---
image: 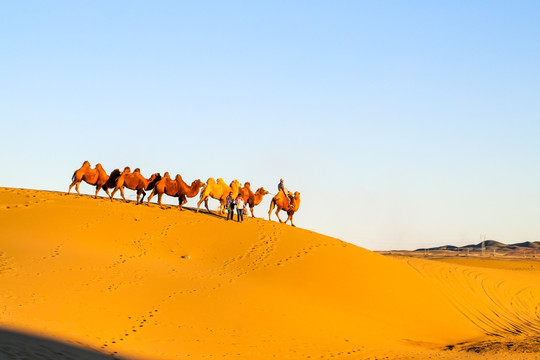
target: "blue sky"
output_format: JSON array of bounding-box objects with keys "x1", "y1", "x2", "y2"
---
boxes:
[{"x1": 1, "y1": 1, "x2": 539, "y2": 250}]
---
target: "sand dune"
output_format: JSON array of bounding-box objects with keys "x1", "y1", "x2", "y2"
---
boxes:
[{"x1": 1, "y1": 187, "x2": 539, "y2": 359}]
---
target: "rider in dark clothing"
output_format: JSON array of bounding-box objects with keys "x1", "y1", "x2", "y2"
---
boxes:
[{"x1": 226, "y1": 192, "x2": 235, "y2": 220}]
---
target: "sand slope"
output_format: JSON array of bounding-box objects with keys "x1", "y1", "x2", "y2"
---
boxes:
[{"x1": 1, "y1": 187, "x2": 539, "y2": 359}]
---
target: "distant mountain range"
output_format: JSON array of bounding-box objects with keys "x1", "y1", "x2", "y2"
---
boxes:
[{"x1": 416, "y1": 241, "x2": 540, "y2": 252}]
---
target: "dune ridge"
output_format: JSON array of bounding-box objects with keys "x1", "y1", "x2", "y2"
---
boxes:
[{"x1": 1, "y1": 187, "x2": 540, "y2": 359}]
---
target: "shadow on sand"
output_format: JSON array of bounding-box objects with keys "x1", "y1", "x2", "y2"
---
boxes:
[
  {"x1": 0, "y1": 327, "x2": 127, "y2": 360},
  {"x1": 181, "y1": 206, "x2": 228, "y2": 219}
]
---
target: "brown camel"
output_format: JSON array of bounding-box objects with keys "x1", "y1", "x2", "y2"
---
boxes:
[
  {"x1": 268, "y1": 189, "x2": 301, "y2": 226},
  {"x1": 197, "y1": 178, "x2": 240, "y2": 214},
  {"x1": 176, "y1": 178, "x2": 206, "y2": 210},
  {"x1": 68, "y1": 161, "x2": 121, "y2": 198},
  {"x1": 110, "y1": 167, "x2": 162, "y2": 204},
  {"x1": 147, "y1": 173, "x2": 205, "y2": 210},
  {"x1": 238, "y1": 182, "x2": 269, "y2": 217}
]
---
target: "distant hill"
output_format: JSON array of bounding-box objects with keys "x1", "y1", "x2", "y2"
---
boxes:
[{"x1": 416, "y1": 240, "x2": 540, "y2": 253}]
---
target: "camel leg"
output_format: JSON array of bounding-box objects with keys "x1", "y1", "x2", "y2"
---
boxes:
[
  {"x1": 138, "y1": 190, "x2": 146, "y2": 204},
  {"x1": 177, "y1": 196, "x2": 186, "y2": 210},
  {"x1": 196, "y1": 196, "x2": 205, "y2": 213},
  {"x1": 75, "y1": 182, "x2": 81, "y2": 195},
  {"x1": 286, "y1": 213, "x2": 296, "y2": 227},
  {"x1": 250, "y1": 206, "x2": 255, "y2": 218},
  {"x1": 147, "y1": 188, "x2": 156, "y2": 205},
  {"x1": 220, "y1": 200, "x2": 227, "y2": 215},
  {"x1": 68, "y1": 181, "x2": 76, "y2": 195},
  {"x1": 179, "y1": 195, "x2": 187, "y2": 211},
  {"x1": 94, "y1": 186, "x2": 100, "y2": 199},
  {"x1": 158, "y1": 193, "x2": 164, "y2": 209},
  {"x1": 98, "y1": 183, "x2": 111, "y2": 199},
  {"x1": 275, "y1": 207, "x2": 283, "y2": 223},
  {"x1": 110, "y1": 187, "x2": 118, "y2": 201},
  {"x1": 204, "y1": 199, "x2": 210, "y2": 213},
  {"x1": 120, "y1": 187, "x2": 127, "y2": 202}
]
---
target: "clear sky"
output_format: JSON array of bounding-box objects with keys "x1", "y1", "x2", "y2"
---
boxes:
[{"x1": 1, "y1": 1, "x2": 539, "y2": 250}]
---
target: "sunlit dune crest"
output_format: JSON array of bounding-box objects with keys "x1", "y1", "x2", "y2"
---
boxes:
[{"x1": 1, "y1": 187, "x2": 540, "y2": 359}]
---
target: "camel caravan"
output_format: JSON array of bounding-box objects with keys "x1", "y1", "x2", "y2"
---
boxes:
[{"x1": 68, "y1": 161, "x2": 301, "y2": 226}]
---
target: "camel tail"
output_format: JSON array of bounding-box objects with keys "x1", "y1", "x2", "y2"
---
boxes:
[
  {"x1": 106, "y1": 169, "x2": 122, "y2": 189},
  {"x1": 268, "y1": 198, "x2": 275, "y2": 219},
  {"x1": 72, "y1": 171, "x2": 76, "y2": 182}
]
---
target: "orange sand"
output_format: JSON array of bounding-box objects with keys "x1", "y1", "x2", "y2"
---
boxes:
[{"x1": 1, "y1": 187, "x2": 539, "y2": 359}]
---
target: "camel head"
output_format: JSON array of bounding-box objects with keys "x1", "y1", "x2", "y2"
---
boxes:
[
  {"x1": 147, "y1": 173, "x2": 162, "y2": 190},
  {"x1": 256, "y1": 187, "x2": 269, "y2": 196},
  {"x1": 200, "y1": 178, "x2": 215, "y2": 197},
  {"x1": 291, "y1": 192, "x2": 301, "y2": 211},
  {"x1": 192, "y1": 179, "x2": 205, "y2": 189}
]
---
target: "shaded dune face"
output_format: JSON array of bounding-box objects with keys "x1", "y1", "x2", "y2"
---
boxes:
[
  {"x1": 0, "y1": 328, "x2": 121, "y2": 360},
  {"x1": 1, "y1": 187, "x2": 540, "y2": 359}
]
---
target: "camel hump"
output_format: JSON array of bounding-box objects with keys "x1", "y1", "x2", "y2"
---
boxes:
[{"x1": 134, "y1": 168, "x2": 140, "y2": 173}]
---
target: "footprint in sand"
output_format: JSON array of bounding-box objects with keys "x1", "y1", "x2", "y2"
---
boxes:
[{"x1": 0, "y1": 253, "x2": 15, "y2": 274}]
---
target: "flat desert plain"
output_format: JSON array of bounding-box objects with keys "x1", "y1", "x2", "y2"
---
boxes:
[{"x1": 0, "y1": 187, "x2": 539, "y2": 359}]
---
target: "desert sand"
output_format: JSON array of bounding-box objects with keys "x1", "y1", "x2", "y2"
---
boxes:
[{"x1": 1, "y1": 187, "x2": 539, "y2": 359}]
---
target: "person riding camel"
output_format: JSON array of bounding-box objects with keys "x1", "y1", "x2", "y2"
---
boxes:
[{"x1": 278, "y1": 179, "x2": 294, "y2": 210}]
